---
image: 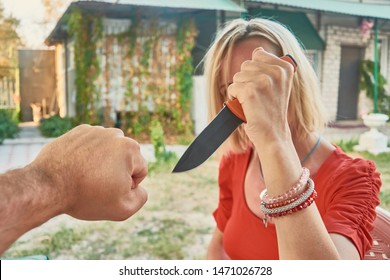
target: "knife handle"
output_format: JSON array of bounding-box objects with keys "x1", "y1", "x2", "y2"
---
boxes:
[{"x1": 225, "y1": 55, "x2": 297, "y2": 123}]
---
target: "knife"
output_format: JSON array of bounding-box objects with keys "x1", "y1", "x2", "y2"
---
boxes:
[{"x1": 172, "y1": 55, "x2": 297, "y2": 173}]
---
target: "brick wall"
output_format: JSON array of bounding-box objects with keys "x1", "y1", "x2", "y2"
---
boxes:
[{"x1": 321, "y1": 25, "x2": 390, "y2": 121}]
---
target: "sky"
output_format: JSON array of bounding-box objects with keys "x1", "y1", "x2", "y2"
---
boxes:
[{"x1": 1, "y1": 0, "x2": 71, "y2": 49}]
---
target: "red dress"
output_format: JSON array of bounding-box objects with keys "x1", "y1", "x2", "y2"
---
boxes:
[{"x1": 213, "y1": 146, "x2": 381, "y2": 259}]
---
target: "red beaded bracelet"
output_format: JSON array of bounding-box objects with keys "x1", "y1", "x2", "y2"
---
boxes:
[
  {"x1": 262, "y1": 181, "x2": 310, "y2": 209},
  {"x1": 268, "y1": 190, "x2": 317, "y2": 218},
  {"x1": 260, "y1": 178, "x2": 316, "y2": 227},
  {"x1": 260, "y1": 167, "x2": 310, "y2": 205}
]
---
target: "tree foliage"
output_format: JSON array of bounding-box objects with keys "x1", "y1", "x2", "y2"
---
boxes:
[{"x1": 0, "y1": 1, "x2": 21, "y2": 77}]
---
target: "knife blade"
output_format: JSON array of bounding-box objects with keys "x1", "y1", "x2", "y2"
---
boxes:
[{"x1": 172, "y1": 55, "x2": 297, "y2": 173}]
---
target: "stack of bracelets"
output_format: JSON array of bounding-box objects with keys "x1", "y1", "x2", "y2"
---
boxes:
[{"x1": 259, "y1": 167, "x2": 317, "y2": 227}]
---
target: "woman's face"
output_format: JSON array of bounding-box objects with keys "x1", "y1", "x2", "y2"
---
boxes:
[{"x1": 220, "y1": 36, "x2": 280, "y2": 101}]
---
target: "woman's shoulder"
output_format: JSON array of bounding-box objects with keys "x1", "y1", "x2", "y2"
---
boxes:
[
  {"x1": 323, "y1": 146, "x2": 377, "y2": 173},
  {"x1": 317, "y1": 145, "x2": 381, "y2": 190}
]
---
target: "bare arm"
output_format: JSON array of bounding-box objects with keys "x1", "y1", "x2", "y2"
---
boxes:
[
  {"x1": 0, "y1": 166, "x2": 64, "y2": 254},
  {"x1": 207, "y1": 227, "x2": 230, "y2": 260},
  {"x1": 229, "y1": 49, "x2": 353, "y2": 259},
  {"x1": 256, "y1": 140, "x2": 342, "y2": 259},
  {"x1": 0, "y1": 125, "x2": 148, "y2": 255}
]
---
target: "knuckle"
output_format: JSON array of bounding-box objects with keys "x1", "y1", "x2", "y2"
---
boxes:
[
  {"x1": 232, "y1": 72, "x2": 241, "y2": 83},
  {"x1": 92, "y1": 125, "x2": 104, "y2": 129},
  {"x1": 124, "y1": 137, "x2": 141, "y2": 150},
  {"x1": 252, "y1": 48, "x2": 265, "y2": 61},
  {"x1": 109, "y1": 127, "x2": 125, "y2": 136},
  {"x1": 282, "y1": 59, "x2": 295, "y2": 74},
  {"x1": 79, "y1": 124, "x2": 91, "y2": 128},
  {"x1": 240, "y1": 60, "x2": 252, "y2": 71},
  {"x1": 274, "y1": 65, "x2": 284, "y2": 75},
  {"x1": 252, "y1": 49, "x2": 260, "y2": 59},
  {"x1": 227, "y1": 83, "x2": 237, "y2": 98},
  {"x1": 257, "y1": 74, "x2": 272, "y2": 90},
  {"x1": 271, "y1": 65, "x2": 286, "y2": 80},
  {"x1": 74, "y1": 124, "x2": 90, "y2": 131}
]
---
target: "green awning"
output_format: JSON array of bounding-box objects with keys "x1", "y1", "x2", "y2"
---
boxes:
[
  {"x1": 246, "y1": 0, "x2": 390, "y2": 20},
  {"x1": 249, "y1": 8, "x2": 325, "y2": 50},
  {"x1": 102, "y1": 0, "x2": 246, "y2": 12}
]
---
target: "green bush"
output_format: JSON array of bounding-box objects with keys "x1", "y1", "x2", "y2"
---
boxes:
[
  {"x1": 380, "y1": 190, "x2": 390, "y2": 210},
  {"x1": 149, "y1": 120, "x2": 177, "y2": 172},
  {"x1": 333, "y1": 138, "x2": 359, "y2": 152},
  {"x1": 39, "y1": 115, "x2": 74, "y2": 138},
  {"x1": 0, "y1": 109, "x2": 20, "y2": 144},
  {"x1": 359, "y1": 59, "x2": 390, "y2": 115}
]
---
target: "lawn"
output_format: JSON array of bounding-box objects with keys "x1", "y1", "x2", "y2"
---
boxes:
[
  {"x1": 2, "y1": 147, "x2": 389, "y2": 259},
  {"x1": 2, "y1": 157, "x2": 220, "y2": 260}
]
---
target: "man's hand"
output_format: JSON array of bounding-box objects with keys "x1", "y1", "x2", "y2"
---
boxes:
[
  {"x1": 0, "y1": 125, "x2": 148, "y2": 255},
  {"x1": 31, "y1": 124, "x2": 148, "y2": 221}
]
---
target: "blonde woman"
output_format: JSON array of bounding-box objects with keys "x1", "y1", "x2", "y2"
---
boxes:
[{"x1": 204, "y1": 18, "x2": 381, "y2": 260}]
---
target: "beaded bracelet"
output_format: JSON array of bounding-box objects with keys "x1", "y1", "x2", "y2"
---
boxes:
[
  {"x1": 260, "y1": 167, "x2": 310, "y2": 205},
  {"x1": 260, "y1": 178, "x2": 315, "y2": 228},
  {"x1": 260, "y1": 178, "x2": 314, "y2": 215},
  {"x1": 268, "y1": 190, "x2": 317, "y2": 218},
  {"x1": 261, "y1": 181, "x2": 311, "y2": 209}
]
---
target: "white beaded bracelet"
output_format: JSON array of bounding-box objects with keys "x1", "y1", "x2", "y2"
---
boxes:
[{"x1": 260, "y1": 178, "x2": 315, "y2": 215}]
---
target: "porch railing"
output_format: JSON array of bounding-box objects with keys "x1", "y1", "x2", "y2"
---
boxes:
[{"x1": 0, "y1": 76, "x2": 17, "y2": 109}]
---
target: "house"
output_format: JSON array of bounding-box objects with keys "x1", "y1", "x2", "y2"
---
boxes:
[
  {"x1": 45, "y1": 0, "x2": 244, "y2": 134},
  {"x1": 46, "y1": 0, "x2": 390, "y2": 136},
  {"x1": 241, "y1": 0, "x2": 390, "y2": 122}
]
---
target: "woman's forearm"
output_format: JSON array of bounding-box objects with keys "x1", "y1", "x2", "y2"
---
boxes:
[{"x1": 254, "y1": 138, "x2": 340, "y2": 259}]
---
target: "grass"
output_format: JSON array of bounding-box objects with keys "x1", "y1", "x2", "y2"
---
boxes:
[
  {"x1": 2, "y1": 157, "x2": 219, "y2": 260},
  {"x1": 2, "y1": 140, "x2": 390, "y2": 259},
  {"x1": 360, "y1": 151, "x2": 390, "y2": 210}
]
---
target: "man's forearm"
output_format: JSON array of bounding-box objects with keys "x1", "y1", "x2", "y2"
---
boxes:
[{"x1": 0, "y1": 166, "x2": 63, "y2": 255}]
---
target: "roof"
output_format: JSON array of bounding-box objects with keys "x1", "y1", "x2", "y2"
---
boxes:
[
  {"x1": 249, "y1": 8, "x2": 325, "y2": 50},
  {"x1": 100, "y1": 0, "x2": 246, "y2": 12},
  {"x1": 46, "y1": 0, "x2": 246, "y2": 46},
  {"x1": 246, "y1": 0, "x2": 390, "y2": 20}
]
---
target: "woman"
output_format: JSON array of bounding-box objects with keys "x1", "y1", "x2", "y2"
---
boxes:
[{"x1": 204, "y1": 18, "x2": 381, "y2": 260}]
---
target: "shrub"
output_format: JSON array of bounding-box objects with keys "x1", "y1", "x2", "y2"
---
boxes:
[
  {"x1": 39, "y1": 115, "x2": 74, "y2": 138},
  {"x1": 359, "y1": 59, "x2": 390, "y2": 115},
  {"x1": 380, "y1": 190, "x2": 390, "y2": 210},
  {"x1": 148, "y1": 120, "x2": 177, "y2": 172},
  {"x1": 0, "y1": 109, "x2": 19, "y2": 144},
  {"x1": 333, "y1": 138, "x2": 359, "y2": 152}
]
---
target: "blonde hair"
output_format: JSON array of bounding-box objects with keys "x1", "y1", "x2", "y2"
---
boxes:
[{"x1": 203, "y1": 18, "x2": 328, "y2": 153}]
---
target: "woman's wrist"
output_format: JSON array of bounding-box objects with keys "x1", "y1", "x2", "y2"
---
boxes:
[
  {"x1": 253, "y1": 135, "x2": 302, "y2": 196},
  {"x1": 249, "y1": 121, "x2": 292, "y2": 149}
]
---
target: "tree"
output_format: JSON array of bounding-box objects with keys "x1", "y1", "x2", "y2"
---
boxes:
[
  {"x1": 41, "y1": 0, "x2": 72, "y2": 25},
  {"x1": 40, "y1": 0, "x2": 72, "y2": 47},
  {"x1": 0, "y1": 1, "x2": 21, "y2": 78}
]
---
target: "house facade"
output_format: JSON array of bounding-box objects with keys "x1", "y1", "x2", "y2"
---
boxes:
[
  {"x1": 46, "y1": 0, "x2": 244, "y2": 131},
  {"x1": 242, "y1": 0, "x2": 390, "y2": 123},
  {"x1": 46, "y1": 0, "x2": 390, "y2": 135}
]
